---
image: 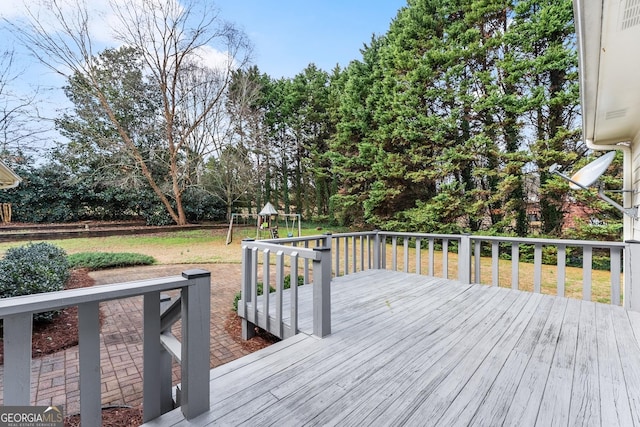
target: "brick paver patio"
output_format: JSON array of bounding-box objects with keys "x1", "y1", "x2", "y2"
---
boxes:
[{"x1": 0, "y1": 263, "x2": 257, "y2": 415}]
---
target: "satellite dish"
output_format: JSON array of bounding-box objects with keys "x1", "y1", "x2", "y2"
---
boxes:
[
  {"x1": 549, "y1": 150, "x2": 637, "y2": 219},
  {"x1": 569, "y1": 150, "x2": 617, "y2": 190}
]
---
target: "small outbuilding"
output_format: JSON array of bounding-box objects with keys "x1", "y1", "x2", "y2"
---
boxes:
[
  {"x1": 0, "y1": 161, "x2": 21, "y2": 223},
  {"x1": 0, "y1": 161, "x2": 21, "y2": 189}
]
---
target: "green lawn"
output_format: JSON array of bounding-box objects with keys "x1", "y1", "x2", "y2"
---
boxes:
[
  {"x1": 0, "y1": 226, "x2": 346, "y2": 265},
  {"x1": 0, "y1": 228, "x2": 620, "y2": 304}
]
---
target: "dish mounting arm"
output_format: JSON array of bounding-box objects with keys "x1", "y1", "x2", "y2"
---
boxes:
[{"x1": 549, "y1": 164, "x2": 638, "y2": 219}]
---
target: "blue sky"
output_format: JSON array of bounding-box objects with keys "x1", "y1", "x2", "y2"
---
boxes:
[
  {"x1": 198, "y1": 0, "x2": 406, "y2": 78},
  {"x1": 0, "y1": 0, "x2": 406, "y2": 152},
  {"x1": 1, "y1": 0, "x2": 407, "y2": 82}
]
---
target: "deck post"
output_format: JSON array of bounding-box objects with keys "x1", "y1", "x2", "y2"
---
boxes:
[
  {"x1": 241, "y1": 239, "x2": 256, "y2": 340},
  {"x1": 78, "y1": 302, "x2": 102, "y2": 427},
  {"x1": 373, "y1": 230, "x2": 381, "y2": 269},
  {"x1": 625, "y1": 241, "x2": 640, "y2": 311},
  {"x1": 312, "y1": 246, "x2": 332, "y2": 337},
  {"x1": 458, "y1": 234, "x2": 472, "y2": 284},
  {"x1": 3, "y1": 313, "x2": 32, "y2": 405},
  {"x1": 180, "y1": 269, "x2": 211, "y2": 419},
  {"x1": 323, "y1": 232, "x2": 333, "y2": 275}
]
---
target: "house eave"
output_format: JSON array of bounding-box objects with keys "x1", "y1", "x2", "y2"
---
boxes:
[{"x1": 573, "y1": 0, "x2": 640, "y2": 147}]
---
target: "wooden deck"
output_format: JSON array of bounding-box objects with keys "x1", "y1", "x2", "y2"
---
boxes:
[{"x1": 142, "y1": 269, "x2": 640, "y2": 426}]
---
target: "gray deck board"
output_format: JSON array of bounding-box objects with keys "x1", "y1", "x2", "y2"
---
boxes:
[
  {"x1": 142, "y1": 270, "x2": 640, "y2": 427},
  {"x1": 503, "y1": 296, "x2": 569, "y2": 426},
  {"x1": 342, "y1": 289, "x2": 525, "y2": 426},
  {"x1": 432, "y1": 292, "x2": 547, "y2": 426},
  {"x1": 534, "y1": 297, "x2": 581, "y2": 427},
  {"x1": 595, "y1": 302, "x2": 634, "y2": 426},
  {"x1": 611, "y1": 306, "x2": 640, "y2": 425}
]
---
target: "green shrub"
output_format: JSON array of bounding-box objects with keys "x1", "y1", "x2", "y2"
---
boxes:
[
  {"x1": 0, "y1": 162, "x2": 226, "y2": 224},
  {"x1": 283, "y1": 274, "x2": 304, "y2": 289},
  {"x1": 233, "y1": 292, "x2": 241, "y2": 312},
  {"x1": 0, "y1": 242, "x2": 70, "y2": 322},
  {"x1": 144, "y1": 208, "x2": 175, "y2": 226},
  {"x1": 232, "y1": 282, "x2": 273, "y2": 312},
  {"x1": 233, "y1": 274, "x2": 305, "y2": 312},
  {"x1": 68, "y1": 252, "x2": 156, "y2": 270}
]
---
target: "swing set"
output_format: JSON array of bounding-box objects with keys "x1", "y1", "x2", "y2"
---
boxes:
[{"x1": 226, "y1": 202, "x2": 302, "y2": 244}]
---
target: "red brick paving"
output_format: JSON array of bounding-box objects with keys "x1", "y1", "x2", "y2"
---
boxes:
[{"x1": 0, "y1": 264, "x2": 256, "y2": 415}]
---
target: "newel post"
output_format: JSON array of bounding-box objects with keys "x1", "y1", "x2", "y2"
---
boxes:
[
  {"x1": 180, "y1": 269, "x2": 211, "y2": 419},
  {"x1": 3, "y1": 313, "x2": 32, "y2": 405},
  {"x1": 625, "y1": 241, "x2": 640, "y2": 311},
  {"x1": 373, "y1": 230, "x2": 381, "y2": 269},
  {"x1": 458, "y1": 234, "x2": 472, "y2": 284},
  {"x1": 323, "y1": 232, "x2": 333, "y2": 249},
  {"x1": 312, "y1": 246, "x2": 332, "y2": 337},
  {"x1": 241, "y1": 239, "x2": 256, "y2": 340}
]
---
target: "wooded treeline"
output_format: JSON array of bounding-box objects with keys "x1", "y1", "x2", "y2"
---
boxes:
[
  {"x1": 0, "y1": 0, "x2": 623, "y2": 239},
  {"x1": 330, "y1": 0, "x2": 583, "y2": 236}
]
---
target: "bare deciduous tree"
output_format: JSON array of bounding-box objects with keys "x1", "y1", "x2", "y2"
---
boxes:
[
  {"x1": 6, "y1": 0, "x2": 251, "y2": 224},
  {"x1": 202, "y1": 67, "x2": 267, "y2": 218},
  {"x1": 0, "y1": 49, "x2": 49, "y2": 158}
]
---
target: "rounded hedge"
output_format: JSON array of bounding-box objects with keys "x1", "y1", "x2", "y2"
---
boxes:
[{"x1": 0, "y1": 242, "x2": 70, "y2": 322}]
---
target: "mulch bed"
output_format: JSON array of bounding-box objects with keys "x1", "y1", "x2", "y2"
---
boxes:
[
  {"x1": 64, "y1": 406, "x2": 144, "y2": 427},
  {"x1": 0, "y1": 268, "x2": 96, "y2": 365},
  {"x1": 224, "y1": 312, "x2": 281, "y2": 351}
]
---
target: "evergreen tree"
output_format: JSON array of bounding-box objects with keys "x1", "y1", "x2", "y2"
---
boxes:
[
  {"x1": 330, "y1": 0, "x2": 580, "y2": 236},
  {"x1": 290, "y1": 64, "x2": 334, "y2": 218},
  {"x1": 55, "y1": 47, "x2": 165, "y2": 192},
  {"x1": 329, "y1": 36, "x2": 387, "y2": 227},
  {"x1": 364, "y1": 0, "x2": 447, "y2": 229},
  {"x1": 506, "y1": 0, "x2": 580, "y2": 235}
]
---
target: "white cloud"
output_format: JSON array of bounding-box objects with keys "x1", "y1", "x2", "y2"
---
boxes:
[
  {"x1": 0, "y1": 0, "x2": 26, "y2": 19},
  {"x1": 0, "y1": 0, "x2": 105, "y2": 51},
  {"x1": 1, "y1": 0, "x2": 127, "y2": 47},
  {"x1": 87, "y1": 0, "x2": 122, "y2": 45},
  {"x1": 2, "y1": 0, "x2": 235, "y2": 76},
  {"x1": 192, "y1": 45, "x2": 233, "y2": 72}
]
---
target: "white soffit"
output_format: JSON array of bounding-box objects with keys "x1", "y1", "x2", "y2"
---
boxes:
[
  {"x1": 0, "y1": 161, "x2": 21, "y2": 190},
  {"x1": 574, "y1": 0, "x2": 640, "y2": 145}
]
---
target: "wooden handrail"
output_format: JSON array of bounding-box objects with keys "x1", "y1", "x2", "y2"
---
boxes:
[
  {"x1": 237, "y1": 230, "x2": 630, "y2": 349},
  {"x1": 0, "y1": 269, "x2": 211, "y2": 424},
  {"x1": 239, "y1": 237, "x2": 333, "y2": 340}
]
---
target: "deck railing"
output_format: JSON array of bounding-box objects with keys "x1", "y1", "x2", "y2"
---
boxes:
[
  {"x1": 331, "y1": 232, "x2": 625, "y2": 305},
  {"x1": 239, "y1": 236, "x2": 332, "y2": 340},
  {"x1": 468, "y1": 235, "x2": 625, "y2": 304},
  {"x1": 240, "y1": 231, "x2": 629, "y2": 340},
  {"x1": 0, "y1": 269, "x2": 211, "y2": 425}
]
